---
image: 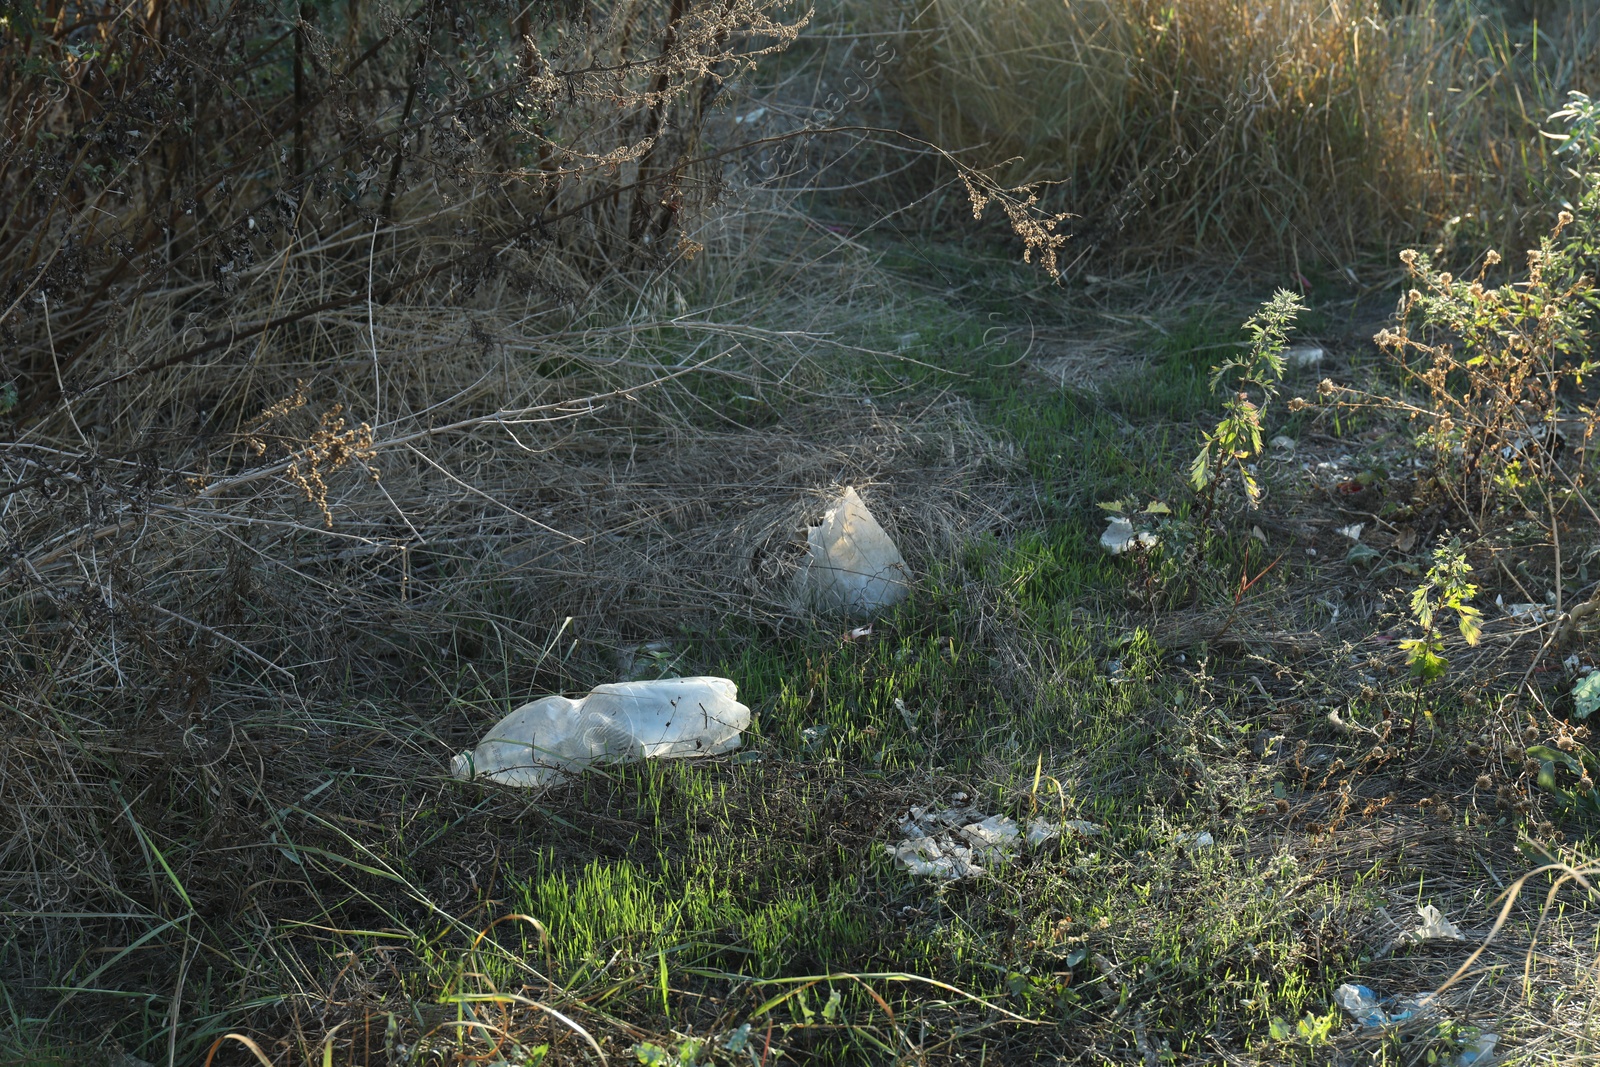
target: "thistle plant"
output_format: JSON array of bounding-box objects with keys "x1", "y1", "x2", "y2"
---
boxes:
[{"x1": 1369, "y1": 91, "x2": 1600, "y2": 527}]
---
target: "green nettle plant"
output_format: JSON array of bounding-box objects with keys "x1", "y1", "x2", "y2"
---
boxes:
[
  {"x1": 1401, "y1": 538, "x2": 1483, "y2": 683},
  {"x1": 1191, "y1": 289, "x2": 1302, "y2": 519}
]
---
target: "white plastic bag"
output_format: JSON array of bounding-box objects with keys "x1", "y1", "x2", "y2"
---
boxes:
[
  {"x1": 451, "y1": 677, "x2": 751, "y2": 788},
  {"x1": 793, "y1": 487, "x2": 911, "y2": 616},
  {"x1": 1100, "y1": 516, "x2": 1158, "y2": 555},
  {"x1": 1410, "y1": 903, "x2": 1464, "y2": 942}
]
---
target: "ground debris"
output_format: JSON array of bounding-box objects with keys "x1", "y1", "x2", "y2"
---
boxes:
[{"x1": 890, "y1": 806, "x2": 1093, "y2": 880}]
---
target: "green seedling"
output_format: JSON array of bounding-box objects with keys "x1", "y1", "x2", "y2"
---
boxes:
[{"x1": 1401, "y1": 538, "x2": 1482, "y2": 682}]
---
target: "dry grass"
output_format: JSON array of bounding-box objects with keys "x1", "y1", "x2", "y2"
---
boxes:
[
  {"x1": 0, "y1": 4, "x2": 1027, "y2": 1059},
  {"x1": 875, "y1": 0, "x2": 1600, "y2": 271}
]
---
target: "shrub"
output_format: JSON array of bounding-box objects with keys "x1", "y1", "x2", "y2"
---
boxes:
[
  {"x1": 1371, "y1": 90, "x2": 1600, "y2": 529},
  {"x1": 0, "y1": 0, "x2": 806, "y2": 417}
]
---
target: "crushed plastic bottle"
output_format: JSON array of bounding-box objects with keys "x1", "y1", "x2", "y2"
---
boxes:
[
  {"x1": 792, "y1": 487, "x2": 912, "y2": 616},
  {"x1": 451, "y1": 677, "x2": 751, "y2": 788},
  {"x1": 1334, "y1": 983, "x2": 1419, "y2": 1028}
]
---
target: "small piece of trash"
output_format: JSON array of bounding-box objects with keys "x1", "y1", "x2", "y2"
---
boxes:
[
  {"x1": 1335, "y1": 984, "x2": 1401, "y2": 1027},
  {"x1": 1504, "y1": 602, "x2": 1553, "y2": 624},
  {"x1": 1250, "y1": 525, "x2": 1267, "y2": 543},
  {"x1": 963, "y1": 814, "x2": 1022, "y2": 852},
  {"x1": 1101, "y1": 515, "x2": 1158, "y2": 555},
  {"x1": 1025, "y1": 817, "x2": 1101, "y2": 847},
  {"x1": 1269, "y1": 435, "x2": 1297, "y2": 451},
  {"x1": 1175, "y1": 830, "x2": 1215, "y2": 848},
  {"x1": 734, "y1": 108, "x2": 766, "y2": 124},
  {"x1": 1457, "y1": 1032, "x2": 1498, "y2": 1066},
  {"x1": 1410, "y1": 903, "x2": 1464, "y2": 942},
  {"x1": 1287, "y1": 344, "x2": 1324, "y2": 368},
  {"x1": 895, "y1": 696, "x2": 918, "y2": 733},
  {"x1": 891, "y1": 807, "x2": 1013, "y2": 880},
  {"x1": 1334, "y1": 983, "x2": 1381, "y2": 1026},
  {"x1": 893, "y1": 808, "x2": 1080, "y2": 880},
  {"x1": 1336, "y1": 523, "x2": 1364, "y2": 541},
  {"x1": 1334, "y1": 983, "x2": 1421, "y2": 1028}
]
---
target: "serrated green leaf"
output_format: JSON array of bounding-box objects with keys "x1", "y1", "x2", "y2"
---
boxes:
[
  {"x1": 1142, "y1": 501, "x2": 1172, "y2": 515},
  {"x1": 1097, "y1": 499, "x2": 1127, "y2": 512},
  {"x1": 1402, "y1": 637, "x2": 1448, "y2": 683},
  {"x1": 1190, "y1": 447, "x2": 1211, "y2": 491}
]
